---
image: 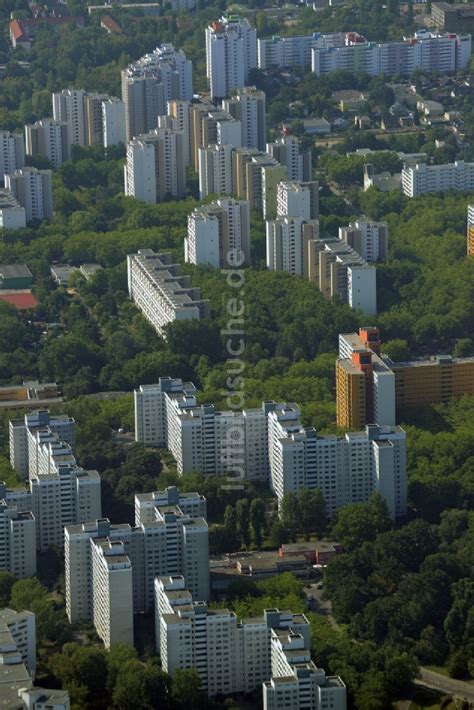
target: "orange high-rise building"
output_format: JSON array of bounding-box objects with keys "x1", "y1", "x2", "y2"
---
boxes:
[{"x1": 467, "y1": 204, "x2": 474, "y2": 255}]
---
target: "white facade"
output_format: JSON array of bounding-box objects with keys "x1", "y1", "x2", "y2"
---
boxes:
[
  {"x1": 198, "y1": 144, "x2": 234, "y2": 199},
  {"x1": 258, "y1": 32, "x2": 347, "y2": 69},
  {"x1": 185, "y1": 198, "x2": 251, "y2": 267},
  {"x1": 267, "y1": 137, "x2": 312, "y2": 182},
  {"x1": 206, "y1": 16, "x2": 257, "y2": 98},
  {"x1": 25, "y1": 119, "x2": 70, "y2": 170},
  {"x1": 5, "y1": 167, "x2": 53, "y2": 223},
  {"x1": 0, "y1": 608, "x2": 36, "y2": 673},
  {"x1": 124, "y1": 127, "x2": 186, "y2": 203},
  {"x1": 127, "y1": 250, "x2": 210, "y2": 336},
  {"x1": 65, "y1": 505, "x2": 209, "y2": 646},
  {"x1": 0, "y1": 189, "x2": 26, "y2": 229},
  {"x1": 102, "y1": 97, "x2": 126, "y2": 147},
  {"x1": 134, "y1": 379, "x2": 278, "y2": 481},
  {"x1": 402, "y1": 160, "x2": 474, "y2": 197},
  {"x1": 0, "y1": 131, "x2": 25, "y2": 186},
  {"x1": 268, "y1": 405, "x2": 407, "y2": 518},
  {"x1": 339, "y1": 221, "x2": 388, "y2": 262},
  {"x1": 135, "y1": 486, "x2": 207, "y2": 525},
  {"x1": 0, "y1": 493, "x2": 36, "y2": 579},
  {"x1": 91, "y1": 538, "x2": 134, "y2": 649},
  {"x1": 312, "y1": 31, "x2": 471, "y2": 77},
  {"x1": 52, "y1": 89, "x2": 86, "y2": 147},
  {"x1": 347, "y1": 264, "x2": 377, "y2": 315},
  {"x1": 266, "y1": 216, "x2": 318, "y2": 276},
  {"x1": 264, "y1": 628, "x2": 346, "y2": 710},
  {"x1": 157, "y1": 579, "x2": 313, "y2": 699},
  {"x1": 276, "y1": 180, "x2": 319, "y2": 220},
  {"x1": 222, "y1": 87, "x2": 266, "y2": 151},
  {"x1": 9, "y1": 410, "x2": 75, "y2": 478},
  {"x1": 122, "y1": 44, "x2": 193, "y2": 141}
]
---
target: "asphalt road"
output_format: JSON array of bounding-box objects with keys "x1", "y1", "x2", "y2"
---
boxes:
[{"x1": 416, "y1": 668, "x2": 474, "y2": 702}]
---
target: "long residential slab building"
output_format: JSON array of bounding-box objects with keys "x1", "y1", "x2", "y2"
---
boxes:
[
  {"x1": 127, "y1": 250, "x2": 210, "y2": 337},
  {"x1": 336, "y1": 327, "x2": 474, "y2": 428},
  {"x1": 135, "y1": 378, "x2": 407, "y2": 518},
  {"x1": 156, "y1": 575, "x2": 346, "y2": 709}
]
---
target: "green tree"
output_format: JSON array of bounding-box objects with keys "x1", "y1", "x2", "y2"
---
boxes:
[
  {"x1": 0, "y1": 571, "x2": 16, "y2": 606},
  {"x1": 332, "y1": 494, "x2": 391, "y2": 551},
  {"x1": 279, "y1": 492, "x2": 301, "y2": 542},
  {"x1": 48, "y1": 643, "x2": 108, "y2": 704},
  {"x1": 236, "y1": 498, "x2": 251, "y2": 547},
  {"x1": 250, "y1": 498, "x2": 266, "y2": 548},
  {"x1": 172, "y1": 668, "x2": 202, "y2": 709},
  {"x1": 298, "y1": 488, "x2": 327, "y2": 539},
  {"x1": 113, "y1": 659, "x2": 172, "y2": 710},
  {"x1": 382, "y1": 339, "x2": 410, "y2": 362}
]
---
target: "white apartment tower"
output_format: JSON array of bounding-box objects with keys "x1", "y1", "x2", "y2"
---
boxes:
[
  {"x1": 124, "y1": 127, "x2": 186, "y2": 203},
  {"x1": 102, "y1": 97, "x2": 126, "y2": 147},
  {"x1": 276, "y1": 180, "x2": 319, "y2": 220},
  {"x1": 9, "y1": 410, "x2": 76, "y2": 478},
  {"x1": 185, "y1": 198, "x2": 251, "y2": 267},
  {"x1": 222, "y1": 87, "x2": 266, "y2": 151},
  {"x1": 127, "y1": 250, "x2": 210, "y2": 336},
  {"x1": 52, "y1": 89, "x2": 87, "y2": 147},
  {"x1": 206, "y1": 16, "x2": 257, "y2": 99},
  {"x1": 339, "y1": 220, "x2": 388, "y2": 262},
  {"x1": 0, "y1": 131, "x2": 25, "y2": 185},
  {"x1": 0, "y1": 492, "x2": 36, "y2": 579},
  {"x1": 266, "y1": 216, "x2": 319, "y2": 276},
  {"x1": 263, "y1": 628, "x2": 347, "y2": 710},
  {"x1": 267, "y1": 136, "x2": 312, "y2": 182},
  {"x1": 268, "y1": 404, "x2": 407, "y2": 518},
  {"x1": 25, "y1": 119, "x2": 70, "y2": 170},
  {"x1": 5, "y1": 167, "x2": 53, "y2": 223},
  {"x1": 91, "y1": 538, "x2": 134, "y2": 649},
  {"x1": 198, "y1": 143, "x2": 234, "y2": 199},
  {"x1": 65, "y1": 500, "x2": 209, "y2": 647},
  {"x1": 121, "y1": 44, "x2": 193, "y2": 141}
]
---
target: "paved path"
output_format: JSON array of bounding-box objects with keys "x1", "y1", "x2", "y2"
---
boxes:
[{"x1": 416, "y1": 668, "x2": 474, "y2": 702}]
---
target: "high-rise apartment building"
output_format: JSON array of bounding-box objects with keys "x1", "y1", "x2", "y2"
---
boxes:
[
  {"x1": 276, "y1": 180, "x2": 319, "y2": 220},
  {"x1": 336, "y1": 329, "x2": 396, "y2": 429},
  {"x1": 83, "y1": 92, "x2": 110, "y2": 146},
  {"x1": 222, "y1": 86, "x2": 266, "y2": 151},
  {"x1": 0, "y1": 131, "x2": 25, "y2": 186},
  {"x1": 9, "y1": 409, "x2": 75, "y2": 478},
  {"x1": 52, "y1": 89, "x2": 87, "y2": 146},
  {"x1": 135, "y1": 486, "x2": 207, "y2": 524},
  {"x1": 0, "y1": 608, "x2": 36, "y2": 673},
  {"x1": 266, "y1": 216, "x2": 319, "y2": 276},
  {"x1": 337, "y1": 328, "x2": 474, "y2": 424},
  {"x1": 312, "y1": 31, "x2": 471, "y2": 77},
  {"x1": 157, "y1": 576, "x2": 322, "y2": 698},
  {"x1": 134, "y1": 379, "x2": 277, "y2": 480},
  {"x1": 24, "y1": 119, "x2": 70, "y2": 169},
  {"x1": 206, "y1": 15, "x2": 257, "y2": 98},
  {"x1": 121, "y1": 44, "x2": 193, "y2": 141},
  {"x1": 162, "y1": 99, "x2": 192, "y2": 165},
  {"x1": 263, "y1": 627, "x2": 347, "y2": 710},
  {"x1": 339, "y1": 221, "x2": 388, "y2": 262},
  {"x1": 198, "y1": 143, "x2": 234, "y2": 199},
  {"x1": 5, "y1": 167, "x2": 53, "y2": 223},
  {"x1": 185, "y1": 198, "x2": 251, "y2": 267},
  {"x1": 468, "y1": 204, "x2": 474, "y2": 255},
  {"x1": 266, "y1": 136, "x2": 312, "y2": 182},
  {"x1": 401, "y1": 160, "x2": 474, "y2": 197},
  {"x1": 101, "y1": 96, "x2": 126, "y2": 148},
  {"x1": 124, "y1": 127, "x2": 186, "y2": 203},
  {"x1": 308, "y1": 236, "x2": 377, "y2": 315},
  {"x1": 232, "y1": 147, "x2": 287, "y2": 217},
  {"x1": 65, "y1": 497, "x2": 209, "y2": 646},
  {"x1": 268, "y1": 404, "x2": 407, "y2": 518},
  {"x1": 258, "y1": 31, "x2": 348, "y2": 70},
  {"x1": 127, "y1": 250, "x2": 210, "y2": 336},
  {"x1": 0, "y1": 490, "x2": 36, "y2": 579}
]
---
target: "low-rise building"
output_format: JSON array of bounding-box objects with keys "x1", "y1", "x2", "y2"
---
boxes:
[{"x1": 0, "y1": 265, "x2": 33, "y2": 290}]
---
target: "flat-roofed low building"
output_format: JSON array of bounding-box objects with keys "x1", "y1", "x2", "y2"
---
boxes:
[
  {"x1": 50, "y1": 263, "x2": 77, "y2": 286},
  {"x1": 79, "y1": 263, "x2": 103, "y2": 281},
  {"x1": 0, "y1": 264, "x2": 32, "y2": 290}
]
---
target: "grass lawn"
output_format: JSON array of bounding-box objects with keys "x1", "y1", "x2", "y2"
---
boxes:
[{"x1": 423, "y1": 665, "x2": 450, "y2": 677}]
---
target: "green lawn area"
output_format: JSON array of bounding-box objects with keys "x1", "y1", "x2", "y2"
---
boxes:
[{"x1": 423, "y1": 665, "x2": 450, "y2": 677}]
